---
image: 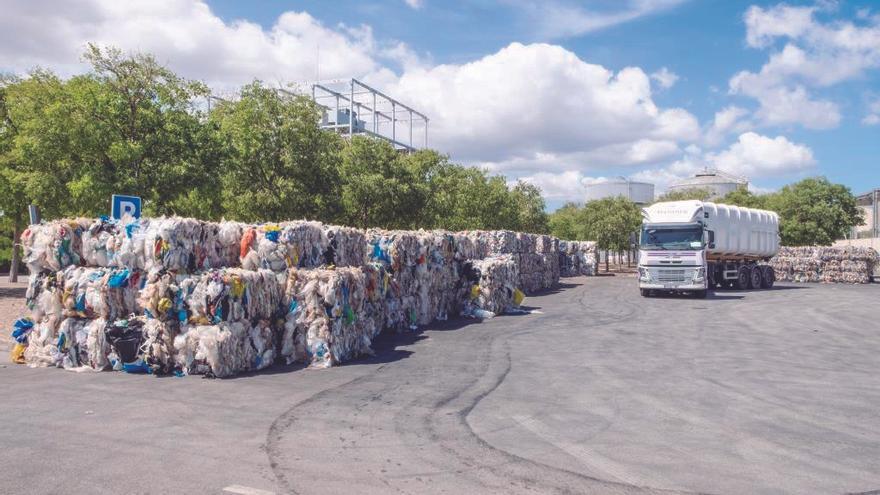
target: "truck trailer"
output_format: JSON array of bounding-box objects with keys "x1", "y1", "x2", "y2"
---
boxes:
[{"x1": 638, "y1": 200, "x2": 779, "y2": 298}]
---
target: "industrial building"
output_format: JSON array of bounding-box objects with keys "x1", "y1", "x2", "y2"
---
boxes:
[
  {"x1": 852, "y1": 188, "x2": 879, "y2": 239},
  {"x1": 585, "y1": 178, "x2": 655, "y2": 205},
  {"x1": 668, "y1": 169, "x2": 748, "y2": 199},
  {"x1": 309, "y1": 78, "x2": 428, "y2": 152}
]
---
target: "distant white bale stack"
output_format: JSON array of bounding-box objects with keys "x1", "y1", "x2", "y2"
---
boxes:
[
  {"x1": 559, "y1": 241, "x2": 598, "y2": 277},
  {"x1": 770, "y1": 246, "x2": 878, "y2": 284}
]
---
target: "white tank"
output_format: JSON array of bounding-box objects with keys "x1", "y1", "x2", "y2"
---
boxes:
[
  {"x1": 668, "y1": 169, "x2": 748, "y2": 199},
  {"x1": 642, "y1": 200, "x2": 779, "y2": 259},
  {"x1": 585, "y1": 178, "x2": 654, "y2": 204}
]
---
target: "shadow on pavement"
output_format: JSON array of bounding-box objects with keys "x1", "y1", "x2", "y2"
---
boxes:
[{"x1": 0, "y1": 287, "x2": 27, "y2": 298}]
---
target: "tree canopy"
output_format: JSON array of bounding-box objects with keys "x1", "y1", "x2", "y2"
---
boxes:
[
  {"x1": 548, "y1": 178, "x2": 865, "y2": 249},
  {"x1": 0, "y1": 45, "x2": 551, "y2": 269}
]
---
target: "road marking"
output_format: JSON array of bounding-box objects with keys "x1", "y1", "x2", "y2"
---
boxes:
[{"x1": 223, "y1": 485, "x2": 275, "y2": 495}]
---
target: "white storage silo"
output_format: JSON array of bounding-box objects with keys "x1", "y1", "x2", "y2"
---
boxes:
[{"x1": 668, "y1": 169, "x2": 748, "y2": 199}]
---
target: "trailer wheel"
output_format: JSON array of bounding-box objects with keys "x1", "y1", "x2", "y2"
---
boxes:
[
  {"x1": 761, "y1": 266, "x2": 775, "y2": 289},
  {"x1": 640, "y1": 289, "x2": 651, "y2": 297},
  {"x1": 693, "y1": 290, "x2": 707, "y2": 299},
  {"x1": 749, "y1": 266, "x2": 763, "y2": 289},
  {"x1": 736, "y1": 266, "x2": 751, "y2": 290}
]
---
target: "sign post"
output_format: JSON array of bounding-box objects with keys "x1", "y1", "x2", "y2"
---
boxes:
[{"x1": 111, "y1": 195, "x2": 142, "y2": 220}]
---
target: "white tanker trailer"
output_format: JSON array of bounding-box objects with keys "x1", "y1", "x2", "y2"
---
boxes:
[{"x1": 638, "y1": 200, "x2": 779, "y2": 298}]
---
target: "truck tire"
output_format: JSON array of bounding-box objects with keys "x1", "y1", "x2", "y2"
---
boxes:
[
  {"x1": 749, "y1": 266, "x2": 763, "y2": 289},
  {"x1": 640, "y1": 289, "x2": 651, "y2": 297},
  {"x1": 693, "y1": 290, "x2": 707, "y2": 299},
  {"x1": 735, "y1": 266, "x2": 751, "y2": 290},
  {"x1": 761, "y1": 266, "x2": 775, "y2": 289}
]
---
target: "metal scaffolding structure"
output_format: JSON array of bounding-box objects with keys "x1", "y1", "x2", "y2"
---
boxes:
[{"x1": 308, "y1": 78, "x2": 429, "y2": 152}]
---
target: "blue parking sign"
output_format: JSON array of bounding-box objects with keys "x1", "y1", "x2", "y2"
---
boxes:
[{"x1": 111, "y1": 195, "x2": 142, "y2": 220}]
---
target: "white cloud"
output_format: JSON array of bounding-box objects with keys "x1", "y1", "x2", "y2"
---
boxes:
[
  {"x1": 704, "y1": 106, "x2": 752, "y2": 147},
  {"x1": 515, "y1": 170, "x2": 591, "y2": 202},
  {"x1": 732, "y1": 3, "x2": 880, "y2": 129},
  {"x1": 706, "y1": 131, "x2": 815, "y2": 177},
  {"x1": 506, "y1": 0, "x2": 690, "y2": 39},
  {"x1": 389, "y1": 42, "x2": 699, "y2": 166},
  {"x1": 403, "y1": 0, "x2": 424, "y2": 10},
  {"x1": 0, "y1": 2, "x2": 700, "y2": 177},
  {"x1": 631, "y1": 132, "x2": 815, "y2": 192},
  {"x1": 650, "y1": 67, "x2": 679, "y2": 89},
  {"x1": 863, "y1": 97, "x2": 880, "y2": 125},
  {"x1": 728, "y1": 73, "x2": 841, "y2": 129},
  {"x1": 744, "y1": 4, "x2": 817, "y2": 48},
  {"x1": 0, "y1": 0, "x2": 412, "y2": 89}
]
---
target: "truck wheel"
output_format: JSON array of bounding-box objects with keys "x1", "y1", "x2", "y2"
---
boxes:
[
  {"x1": 693, "y1": 290, "x2": 707, "y2": 299},
  {"x1": 761, "y1": 266, "x2": 775, "y2": 289},
  {"x1": 749, "y1": 266, "x2": 763, "y2": 289},
  {"x1": 735, "y1": 266, "x2": 751, "y2": 290},
  {"x1": 640, "y1": 289, "x2": 651, "y2": 297}
]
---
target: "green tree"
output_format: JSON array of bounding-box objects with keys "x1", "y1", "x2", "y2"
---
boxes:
[
  {"x1": 338, "y1": 136, "x2": 426, "y2": 229},
  {"x1": 770, "y1": 177, "x2": 863, "y2": 246},
  {"x1": 548, "y1": 202, "x2": 585, "y2": 240},
  {"x1": 1, "y1": 46, "x2": 216, "y2": 219},
  {"x1": 211, "y1": 81, "x2": 342, "y2": 222},
  {"x1": 718, "y1": 187, "x2": 770, "y2": 209},
  {"x1": 655, "y1": 187, "x2": 714, "y2": 203},
  {"x1": 406, "y1": 152, "x2": 525, "y2": 232},
  {"x1": 510, "y1": 181, "x2": 549, "y2": 234},
  {"x1": 581, "y1": 197, "x2": 642, "y2": 271}
]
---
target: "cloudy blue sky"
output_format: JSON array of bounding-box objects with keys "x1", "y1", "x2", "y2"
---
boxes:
[{"x1": 2, "y1": 0, "x2": 878, "y2": 209}]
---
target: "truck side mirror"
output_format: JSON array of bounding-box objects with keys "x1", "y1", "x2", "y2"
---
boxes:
[{"x1": 707, "y1": 230, "x2": 715, "y2": 249}]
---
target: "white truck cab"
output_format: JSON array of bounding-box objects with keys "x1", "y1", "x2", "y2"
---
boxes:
[{"x1": 638, "y1": 201, "x2": 779, "y2": 298}]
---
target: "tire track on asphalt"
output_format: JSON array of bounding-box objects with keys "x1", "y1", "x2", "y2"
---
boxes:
[
  {"x1": 426, "y1": 279, "x2": 701, "y2": 494},
  {"x1": 264, "y1": 364, "x2": 390, "y2": 494}
]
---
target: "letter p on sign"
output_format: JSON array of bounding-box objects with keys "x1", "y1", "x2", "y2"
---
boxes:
[{"x1": 112, "y1": 194, "x2": 142, "y2": 220}]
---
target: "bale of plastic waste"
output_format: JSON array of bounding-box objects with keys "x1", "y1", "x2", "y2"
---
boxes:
[
  {"x1": 55, "y1": 317, "x2": 109, "y2": 371},
  {"x1": 173, "y1": 319, "x2": 271, "y2": 377},
  {"x1": 770, "y1": 246, "x2": 877, "y2": 284},
  {"x1": 367, "y1": 229, "x2": 467, "y2": 330},
  {"x1": 185, "y1": 268, "x2": 282, "y2": 324},
  {"x1": 58, "y1": 266, "x2": 142, "y2": 320},
  {"x1": 141, "y1": 216, "x2": 241, "y2": 273},
  {"x1": 240, "y1": 221, "x2": 367, "y2": 284},
  {"x1": 559, "y1": 240, "x2": 599, "y2": 277},
  {"x1": 26, "y1": 271, "x2": 64, "y2": 332},
  {"x1": 282, "y1": 266, "x2": 381, "y2": 368},
  {"x1": 460, "y1": 255, "x2": 521, "y2": 317},
  {"x1": 20, "y1": 219, "x2": 91, "y2": 273}
]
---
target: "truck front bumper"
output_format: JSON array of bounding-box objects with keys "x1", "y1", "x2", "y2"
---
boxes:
[{"x1": 639, "y1": 282, "x2": 706, "y2": 290}]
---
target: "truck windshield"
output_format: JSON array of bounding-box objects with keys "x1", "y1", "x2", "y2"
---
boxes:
[{"x1": 640, "y1": 225, "x2": 703, "y2": 250}]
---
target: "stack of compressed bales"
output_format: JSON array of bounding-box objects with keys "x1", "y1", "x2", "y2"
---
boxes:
[
  {"x1": 75, "y1": 216, "x2": 244, "y2": 272},
  {"x1": 528, "y1": 234, "x2": 560, "y2": 291},
  {"x1": 559, "y1": 241, "x2": 599, "y2": 277},
  {"x1": 367, "y1": 230, "x2": 425, "y2": 330},
  {"x1": 23, "y1": 266, "x2": 141, "y2": 369},
  {"x1": 471, "y1": 230, "x2": 560, "y2": 294},
  {"x1": 460, "y1": 255, "x2": 522, "y2": 317},
  {"x1": 282, "y1": 266, "x2": 384, "y2": 368},
  {"x1": 367, "y1": 230, "x2": 474, "y2": 330},
  {"x1": 770, "y1": 246, "x2": 878, "y2": 284},
  {"x1": 140, "y1": 268, "x2": 282, "y2": 377}
]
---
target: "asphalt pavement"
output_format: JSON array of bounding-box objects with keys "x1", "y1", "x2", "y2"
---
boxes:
[{"x1": 1, "y1": 276, "x2": 879, "y2": 495}]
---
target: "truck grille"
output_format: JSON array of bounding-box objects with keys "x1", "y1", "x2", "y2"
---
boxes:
[{"x1": 655, "y1": 269, "x2": 686, "y2": 282}]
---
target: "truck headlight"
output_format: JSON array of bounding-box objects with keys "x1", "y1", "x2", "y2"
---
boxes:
[
  {"x1": 639, "y1": 267, "x2": 652, "y2": 282},
  {"x1": 692, "y1": 267, "x2": 705, "y2": 282}
]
